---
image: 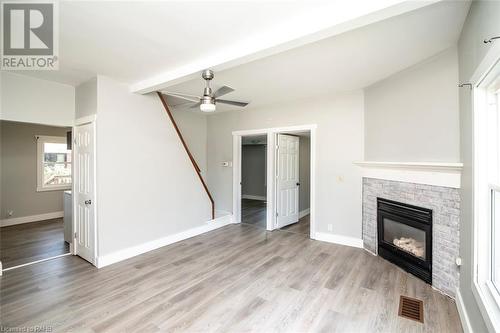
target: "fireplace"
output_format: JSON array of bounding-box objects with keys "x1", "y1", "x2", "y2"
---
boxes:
[{"x1": 377, "y1": 198, "x2": 432, "y2": 284}]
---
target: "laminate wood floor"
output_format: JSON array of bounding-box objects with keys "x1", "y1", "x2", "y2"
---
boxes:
[
  {"x1": 0, "y1": 224, "x2": 462, "y2": 332},
  {"x1": 242, "y1": 199, "x2": 310, "y2": 236},
  {"x1": 241, "y1": 199, "x2": 267, "y2": 228},
  {"x1": 280, "y1": 214, "x2": 310, "y2": 235},
  {"x1": 0, "y1": 218, "x2": 69, "y2": 268}
]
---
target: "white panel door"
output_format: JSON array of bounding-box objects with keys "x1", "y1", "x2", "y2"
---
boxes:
[
  {"x1": 74, "y1": 122, "x2": 96, "y2": 264},
  {"x1": 276, "y1": 134, "x2": 300, "y2": 228}
]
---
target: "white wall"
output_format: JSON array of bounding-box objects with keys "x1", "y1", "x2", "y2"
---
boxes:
[
  {"x1": 207, "y1": 91, "x2": 364, "y2": 239},
  {"x1": 95, "y1": 76, "x2": 211, "y2": 256},
  {"x1": 0, "y1": 72, "x2": 75, "y2": 126},
  {"x1": 457, "y1": 1, "x2": 500, "y2": 331},
  {"x1": 75, "y1": 77, "x2": 97, "y2": 119},
  {"x1": 171, "y1": 109, "x2": 208, "y2": 176},
  {"x1": 364, "y1": 47, "x2": 460, "y2": 162}
]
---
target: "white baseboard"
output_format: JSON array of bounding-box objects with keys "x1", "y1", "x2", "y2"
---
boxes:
[
  {"x1": 96, "y1": 214, "x2": 235, "y2": 268},
  {"x1": 242, "y1": 194, "x2": 266, "y2": 201},
  {"x1": 456, "y1": 287, "x2": 473, "y2": 333},
  {"x1": 314, "y1": 232, "x2": 363, "y2": 248},
  {"x1": 299, "y1": 208, "x2": 310, "y2": 219},
  {"x1": 0, "y1": 211, "x2": 64, "y2": 227}
]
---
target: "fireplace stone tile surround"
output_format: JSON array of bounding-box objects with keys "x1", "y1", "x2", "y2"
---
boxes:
[{"x1": 362, "y1": 177, "x2": 460, "y2": 297}]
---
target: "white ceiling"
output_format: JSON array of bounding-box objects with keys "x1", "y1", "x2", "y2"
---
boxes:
[
  {"x1": 10, "y1": 0, "x2": 432, "y2": 87},
  {"x1": 165, "y1": 0, "x2": 470, "y2": 112}
]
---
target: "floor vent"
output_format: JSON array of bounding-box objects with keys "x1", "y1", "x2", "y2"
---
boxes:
[{"x1": 398, "y1": 295, "x2": 424, "y2": 323}]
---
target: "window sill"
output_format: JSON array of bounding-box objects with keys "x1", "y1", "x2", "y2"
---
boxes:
[
  {"x1": 37, "y1": 185, "x2": 71, "y2": 192},
  {"x1": 472, "y1": 280, "x2": 500, "y2": 332}
]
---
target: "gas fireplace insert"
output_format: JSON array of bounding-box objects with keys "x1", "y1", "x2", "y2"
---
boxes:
[{"x1": 377, "y1": 198, "x2": 432, "y2": 284}]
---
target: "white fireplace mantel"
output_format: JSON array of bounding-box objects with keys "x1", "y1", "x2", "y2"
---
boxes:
[{"x1": 354, "y1": 161, "x2": 463, "y2": 188}]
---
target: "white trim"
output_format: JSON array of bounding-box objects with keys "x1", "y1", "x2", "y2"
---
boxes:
[
  {"x1": 314, "y1": 232, "x2": 363, "y2": 248},
  {"x1": 233, "y1": 135, "x2": 242, "y2": 224},
  {"x1": 36, "y1": 185, "x2": 71, "y2": 192},
  {"x1": 354, "y1": 161, "x2": 463, "y2": 171},
  {"x1": 471, "y1": 42, "x2": 500, "y2": 333},
  {"x1": 232, "y1": 124, "x2": 316, "y2": 237},
  {"x1": 1, "y1": 211, "x2": 64, "y2": 227},
  {"x1": 1, "y1": 253, "x2": 71, "y2": 272},
  {"x1": 232, "y1": 124, "x2": 317, "y2": 136},
  {"x1": 354, "y1": 161, "x2": 462, "y2": 188},
  {"x1": 299, "y1": 208, "x2": 310, "y2": 219},
  {"x1": 75, "y1": 114, "x2": 97, "y2": 126},
  {"x1": 456, "y1": 287, "x2": 473, "y2": 333},
  {"x1": 96, "y1": 214, "x2": 235, "y2": 268},
  {"x1": 242, "y1": 194, "x2": 266, "y2": 201},
  {"x1": 36, "y1": 135, "x2": 72, "y2": 192}
]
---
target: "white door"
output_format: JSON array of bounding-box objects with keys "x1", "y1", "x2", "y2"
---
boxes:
[
  {"x1": 276, "y1": 134, "x2": 300, "y2": 228},
  {"x1": 74, "y1": 122, "x2": 96, "y2": 264}
]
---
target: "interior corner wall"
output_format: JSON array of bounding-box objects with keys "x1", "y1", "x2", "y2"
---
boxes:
[
  {"x1": 364, "y1": 47, "x2": 460, "y2": 162},
  {"x1": 1, "y1": 121, "x2": 70, "y2": 220},
  {"x1": 75, "y1": 77, "x2": 97, "y2": 119},
  {"x1": 457, "y1": 1, "x2": 500, "y2": 331},
  {"x1": 206, "y1": 91, "x2": 364, "y2": 239},
  {"x1": 95, "y1": 76, "x2": 211, "y2": 257},
  {"x1": 241, "y1": 144, "x2": 267, "y2": 198},
  {"x1": 0, "y1": 72, "x2": 75, "y2": 127}
]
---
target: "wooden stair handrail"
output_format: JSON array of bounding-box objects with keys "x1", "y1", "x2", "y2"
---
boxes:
[{"x1": 157, "y1": 92, "x2": 215, "y2": 220}]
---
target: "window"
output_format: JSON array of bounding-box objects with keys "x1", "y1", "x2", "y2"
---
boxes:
[
  {"x1": 474, "y1": 58, "x2": 500, "y2": 330},
  {"x1": 36, "y1": 135, "x2": 71, "y2": 191}
]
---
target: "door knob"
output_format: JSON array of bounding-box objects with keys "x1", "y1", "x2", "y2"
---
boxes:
[
  {"x1": 296, "y1": 182, "x2": 300, "y2": 186},
  {"x1": 85, "y1": 199, "x2": 92, "y2": 205}
]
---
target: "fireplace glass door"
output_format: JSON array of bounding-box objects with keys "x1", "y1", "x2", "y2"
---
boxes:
[{"x1": 383, "y1": 217, "x2": 426, "y2": 260}]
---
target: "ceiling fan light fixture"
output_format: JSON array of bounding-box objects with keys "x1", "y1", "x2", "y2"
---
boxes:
[{"x1": 200, "y1": 97, "x2": 216, "y2": 112}]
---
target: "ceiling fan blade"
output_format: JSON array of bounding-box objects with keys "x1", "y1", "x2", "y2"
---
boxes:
[
  {"x1": 213, "y1": 86, "x2": 235, "y2": 98},
  {"x1": 163, "y1": 92, "x2": 200, "y2": 103},
  {"x1": 216, "y1": 99, "x2": 249, "y2": 107},
  {"x1": 190, "y1": 102, "x2": 202, "y2": 109}
]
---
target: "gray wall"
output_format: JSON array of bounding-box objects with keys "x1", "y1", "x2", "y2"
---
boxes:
[
  {"x1": 458, "y1": 1, "x2": 500, "y2": 331},
  {"x1": 364, "y1": 47, "x2": 460, "y2": 162},
  {"x1": 1, "y1": 121, "x2": 70, "y2": 220},
  {"x1": 242, "y1": 144, "x2": 266, "y2": 198},
  {"x1": 207, "y1": 91, "x2": 364, "y2": 239},
  {"x1": 299, "y1": 136, "x2": 310, "y2": 212}
]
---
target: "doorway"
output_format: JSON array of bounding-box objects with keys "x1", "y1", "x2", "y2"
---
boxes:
[
  {"x1": 233, "y1": 125, "x2": 316, "y2": 238},
  {"x1": 0, "y1": 121, "x2": 73, "y2": 271},
  {"x1": 240, "y1": 135, "x2": 267, "y2": 228}
]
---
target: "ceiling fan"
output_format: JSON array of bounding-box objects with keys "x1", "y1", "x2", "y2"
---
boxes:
[{"x1": 163, "y1": 70, "x2": 249, "y2": 112}]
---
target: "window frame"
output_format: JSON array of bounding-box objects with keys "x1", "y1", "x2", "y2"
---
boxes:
[
  {"x1": 473, "y1": 56, "x2": 500, "y2": 332},
  {"x1": 36, "y1": 135, "x2": 72, "y2": 192}
]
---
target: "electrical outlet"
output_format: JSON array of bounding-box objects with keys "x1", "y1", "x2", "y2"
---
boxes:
[
  {"x1": 7, "y1": 210, "x2": 13, "y2": 217},
  {"x1": 327, "y1": 224, "x2": 333, "y2": 232}
]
